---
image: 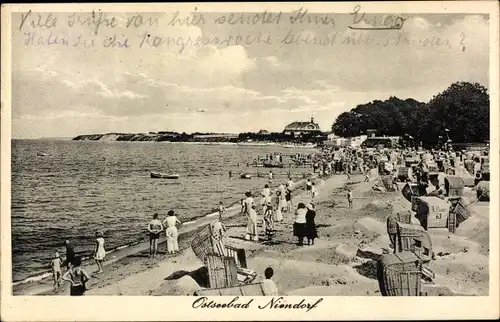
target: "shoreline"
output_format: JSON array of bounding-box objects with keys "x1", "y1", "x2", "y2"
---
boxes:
[
  {"x1": 13, "y1": 166, "x2": 490, "y2": 296},
  {"x1": 12, "y1": 174, "x2": 317, "y2": 295}
]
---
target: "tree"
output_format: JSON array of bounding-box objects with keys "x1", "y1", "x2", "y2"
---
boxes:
[
  {"x1": 419, "y1": 82, "x2": 489, "y2": 145},
  {"x1": 331, "y1": 82, "x2": 489, "y2": 146}
]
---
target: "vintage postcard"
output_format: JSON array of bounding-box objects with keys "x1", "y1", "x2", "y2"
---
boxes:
[{"x1": 1, "y1": 1, "x2": 499, "y2": 321}]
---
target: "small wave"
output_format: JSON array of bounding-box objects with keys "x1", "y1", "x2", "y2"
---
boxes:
[
  {"x1": 13, "y1": 272, "x2": 52, "y2": 286},
  {"x1": 183, "y1": 220, "x2": 196, "y2": 225}
]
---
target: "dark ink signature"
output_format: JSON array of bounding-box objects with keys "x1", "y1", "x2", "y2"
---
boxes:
[{"x1": 349, "y1": 5, "x2": 406, "y2": 30}]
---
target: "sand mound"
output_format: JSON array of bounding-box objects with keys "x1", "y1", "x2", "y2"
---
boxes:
[
  {"x1": 286, "y1": 283, "x2": 379, "y2": 296},
  {"x1": 431, "y1": 234, "x2": 482, "y2": 254},
  {"x1": 151, "y1": 275, "x2": 201, "y2": 296},
  {"x1": 431, "y1": 255, "x2": 489, "y2": 295},
  {"x1": 354, "y1": 217, "x2": 386, "y2": 235},
  {"x1": 335, "y1": 244, "x2": 358, "y2": 259}
]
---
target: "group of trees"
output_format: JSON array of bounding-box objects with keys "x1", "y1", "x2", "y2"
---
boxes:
[
  {"x1": 332, "y1": 82, "x2": 490, "y2": 147},
  {"x1": 238, "y1": 131, "x2": 327, "y2": 143}
]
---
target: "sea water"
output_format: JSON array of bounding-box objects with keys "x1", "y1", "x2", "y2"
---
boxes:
[{"x1": 11, "y1": 140, "x2": 316, "y2": 283}]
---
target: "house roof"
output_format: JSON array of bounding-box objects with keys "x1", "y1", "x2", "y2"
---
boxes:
[{"x1": 284, "y1": 121, "x2": 320, "y2": 131}]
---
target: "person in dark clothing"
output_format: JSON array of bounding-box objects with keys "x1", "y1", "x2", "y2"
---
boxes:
[
  {"x1": 386, "y1": 214, "x2": 399, "y2": 253},
  {"x1": 62, "y1": 256, "x2": 90, "y2": 296},
  {"x1": 64, "y1": 240, "x2": 75, "y2": 269},
  {"x1": 305, "y1": 203, "x2": 318, "y2": 245}
]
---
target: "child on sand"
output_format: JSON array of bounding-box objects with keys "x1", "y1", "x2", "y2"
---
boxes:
[
  {"x1": 262, "y1": 267, "x2": 278, "y2": 296},
  {"x1": 263, "y1": 201, "x2": 275, "y2": 241},
  {"x1": 347, "y1": 189, "x2": 353, "y2": 209},
  {"x1": 51, "y1": 251, "x2": 63, "y2": 289},
  {"x1": 94, "y1": 230, "x2": 106, "y2": 274},
  {"x1": 268, "y1": 171, "x2": 273, "y2": 183},
  {"x1": 217, "y1": 201, "x2": 226, "y2": 222},
  {"x1": 311, "y1": 182, "x2": 317, "y2": 199},
  {"x1": 306, "y1": 179, "x2": 312, "y2": 196},
  {"x1": 62, "y1": 256, "x2": 90, "y2": 296}
]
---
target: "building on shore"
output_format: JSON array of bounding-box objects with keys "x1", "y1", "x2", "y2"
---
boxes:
[
  {"x1": 362, "y1": 136, "x2": 402, "y2": 148},
  {"x1": 283, "y1": 117, "x2": 321, "y2": 136},
  {"x1": 324, "y1": 133, "x2": 368, "y2": 148}
]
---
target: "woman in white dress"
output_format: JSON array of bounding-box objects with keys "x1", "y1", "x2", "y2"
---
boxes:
[
  {"x1": 243, "y1": 191, "x2": 259, "y2": 241},
  {"x1": 260, "y1": 184, "x2": 272, "y2": 214},
  {"x1": 278, "y1": 183, "x2": 287, "y2": 214},
  {"x1": 274, "y1": 189, "x2": 283, "y2": 222},
  {"x1": 163, "y1": 210, "x2": 182, "y2": 254},
  {"x1": 94, "y1": 230, "x2": 106, "y2": 273}
]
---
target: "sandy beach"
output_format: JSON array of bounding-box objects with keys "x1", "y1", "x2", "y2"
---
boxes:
[{"x1": 17, "y1": 168, "x2": 489, "y2": 297}]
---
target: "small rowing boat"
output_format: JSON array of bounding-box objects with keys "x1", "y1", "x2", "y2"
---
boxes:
[
  {"x1": 240, "y1": 173, "x2": 252, "y2": 179},
  {"x1": 37, "y1": 152, "x2": 48, "y2": 157},
  {"x1": 263, "y1": 161, "x2": 284, "y2": 168},
  {"x1": 150, "y1": 172, "x2": 179, "y2": 179}
]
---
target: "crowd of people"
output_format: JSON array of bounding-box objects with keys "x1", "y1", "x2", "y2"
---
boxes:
[
  {"x1": 50, "y1": 142, "x2": 488, "y2": 296},
  {"x1": 50, "y1": 235, "x2": 105, "y2": 296}
]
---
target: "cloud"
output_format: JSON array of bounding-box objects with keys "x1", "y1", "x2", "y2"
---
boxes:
[{"x1": 10, "y1": 12, "x2": 490, "y2": 138}]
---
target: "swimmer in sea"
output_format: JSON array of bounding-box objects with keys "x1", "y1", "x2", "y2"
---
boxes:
[{"x1": 147, "y1": 213, "x2": 163, "y2": 258}]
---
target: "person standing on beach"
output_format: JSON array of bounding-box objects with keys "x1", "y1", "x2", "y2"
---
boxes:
[
  {"x1": 264, "y1": 201, "x2": 275, "y2": 241},
  {"x1": 260, "y1": 184, "x2": 272, "y2": 214},
  {"x1": 311, "y1": 182, "x2": 317, "y2": 200},
  {"x1": 164, "y1": 210, "x2": 182, "y2": 254},
  {"x1": 274, "y1": 189, "x2": 283, "y2": 223},
  {"x1": 147, "y1": 213, "x2": 163, "y2": 258},
  {"x1": 246, "y1": 205, "x2": 259, "y2": 242},
  {"x1": 93, "y1": 231, "x2": 106, "y2": 274},
  {"x1": 51, "y1": 251, "x2": 63, "y2": 290},
  {"x1": 293, "y1": 203, "x2": 308, "y2": 246},
  {"x1": 211, "y1": 220, "x2": 226, "y2": 256},
  {"x1": 386, "y1": 214, "x2": 399, "y2": 253},
  {"x1": 278, "y1": 183, "x2": 287, "y2": 214},
  {"x1": 345, "y1": 162, "x2": 352, "y2": 180},
  {"x1": 347, "y1": 189, "x2": 353, "y2": 209},
  {"x1": 287, "y1": 176, "x2": 294, "y2": 190},
  {"x1": 305, "y1": 203, "x2": 318, "y2": 246},
  {"x1": 268, "y1": 171, "x2": 273, "y2": 183},
  {"x1": 217, "y1": 201, "x2": 226, "y2": 222},
  {"x1": 306, "y1": 178, "x2": 312, "y2": 196},
  {"x1": 62, "y1": 256, "x2": 90, "y2": 296},
  {"x1": 64, "y1": 240, "x2": 75, "y2": 270},
  {"x1": 243, "y1": 191, "x2": 259, "y2": 242},
  {"x1": 285, "y1": 183, "x2": 293, "y2": 212}
]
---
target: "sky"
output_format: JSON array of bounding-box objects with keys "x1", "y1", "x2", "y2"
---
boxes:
[{"x1": 10, "y1": 10, "x2": 489, "y2": 139}]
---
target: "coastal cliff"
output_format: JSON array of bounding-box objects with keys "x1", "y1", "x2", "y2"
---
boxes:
[
  {"x1": 73, "y1": 131, "x2": 328, "y2": 144},
  {"x1": 73, "y1": 132, "x2": 219, "y2": 142}
]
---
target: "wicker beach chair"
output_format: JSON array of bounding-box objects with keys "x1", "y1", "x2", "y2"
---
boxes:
[
  {"x1": 191, "y1": 221, "x2": 257, "y2": 285},
  {"x1": 412, "y1": 196, "x2": 450, "y2": 230},
  {"x1": 376, "y1": 252, "x2": 424, "y2": 296}
]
